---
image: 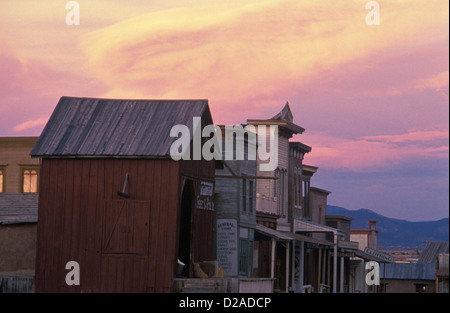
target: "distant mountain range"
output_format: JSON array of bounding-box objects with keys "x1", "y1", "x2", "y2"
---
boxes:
[{"x1": 327, "y1": 205, "x2": 449, "y2": 250}]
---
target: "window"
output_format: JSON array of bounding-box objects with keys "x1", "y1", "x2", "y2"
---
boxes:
[
  {"x1": 414, "y1": 283, "x2": 428, "y2": 293},
  {"x1": 242, "y1": 178, "x2": 254, "y2": 213},
  {"x1": 242, "y1": 178, "x2": 247, "y2": 212},
  {"x1": 239, "y1": 238, "x2": 248, "y2": 275},
  {"x1": 302, "y1": 179, "x2": 310, "y2": 218},
  {"x1": 0, "y1": 167, "x2": 5, "y2": 193},
  {"x1": 248, "y1": 180, "x2": 254, "y2": 213},
  {"x1": 21, "y1": 166, "x2": 39, "y2": 193},
  {"x1": 275, "y1": 169, "x2": 287, "y2": 217},
  {"x1": 273, "y1": 169, "x2": 279, "y2": 197},
  {"x1": 294, "y1": 167, "x2": 298, "y2": 207}
]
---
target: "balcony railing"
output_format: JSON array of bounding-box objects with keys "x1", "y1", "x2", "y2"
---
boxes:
[{"x1": 256, "y1": 194, "x2": 277, "y2": 215}]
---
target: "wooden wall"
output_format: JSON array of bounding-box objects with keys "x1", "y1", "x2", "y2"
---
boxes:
[
  {"x1": 35, "y1": 158, "x2": 181, "y2": 292},
  {"x1": 35, "y1": 156, "x2": 216, "y2": 292},
  {"x1": 179, "y1": 159, "x2": 216, "y2": 265}
]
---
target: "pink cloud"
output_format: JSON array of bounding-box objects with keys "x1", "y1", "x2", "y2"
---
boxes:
[
  {"x1": 12, "y1": 117, "x2": 48, "y2": 132},
  {"x1": 301, "y1": 129, "x2": 449, "y2": 171},
  {"x1": 0, "y1": 53, "x2": 107, "y2": 135},
  {"x1": 78, "y1": 0, "x2": 448, "y2": 126},
  {"x1": 363, "y1": 130, "x2": 449, "y2": 143}
]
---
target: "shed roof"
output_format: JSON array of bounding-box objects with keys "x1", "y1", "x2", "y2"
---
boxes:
[
  {"x1": 380, "y1": 262, "x2": 436, "y2": 280},
  {"x1": 31, "y1": 97, "x2": 211, "y2": 158},
  {"x1": 417, "y1": 241, "x2": 449, "y2": 263},
  {"x1": 255, "y1": 224, "x2": 334, "y2": 246},
  {"x1": 0, "y1": 194, "x2": 38, "y2": 224}
]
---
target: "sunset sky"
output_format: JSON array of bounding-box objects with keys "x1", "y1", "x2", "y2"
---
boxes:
[{"x1": 1, "y1": 0, "x2": 448, "y2": 221}]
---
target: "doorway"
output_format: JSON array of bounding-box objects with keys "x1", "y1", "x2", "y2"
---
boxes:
[{"x1": 178, "y1": 180, "x2": 194, "y2": 277}]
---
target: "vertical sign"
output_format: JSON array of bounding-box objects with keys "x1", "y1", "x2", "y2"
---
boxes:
[{"x1": 216, "y1": 219, "x2": 238, "y2": 276}]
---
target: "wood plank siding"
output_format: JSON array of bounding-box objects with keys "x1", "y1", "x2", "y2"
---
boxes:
[
  {"x1": 35, "y1": 158, "x2": 216, "y2": 292},
  {"x1": 35, "y1": 158, "x2": 183, "y2": 292},
  {"x1": 31, "y1": 97, "x2": 217, "y2": 292}
]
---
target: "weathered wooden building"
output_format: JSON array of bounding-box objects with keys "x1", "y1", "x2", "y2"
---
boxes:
[
  {"x1": 214, "y1": 125, "x2": 257, "y2": 278},
  {"x1": 247, "y1": 102, "x2": 305, "y2": 292},
  {"x1": 30, "y1": 97, "x2": 217, "y2": 292}
]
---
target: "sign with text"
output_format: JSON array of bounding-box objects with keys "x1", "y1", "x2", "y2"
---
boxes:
[
  {"x1": 200, "y1": 181, "x2": 214, "y2": 196},
  {"x1": 364, "y1": 247, "x2": 394, "y2": 263},
  {"x1": 338, "y1": 240, "x2": 359, "y2": 250},
  {"x1": 216, "y1": 219, "x2": 238, "y2": 276}
]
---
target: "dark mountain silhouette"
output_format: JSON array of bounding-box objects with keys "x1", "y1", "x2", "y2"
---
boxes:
[{"x1": 327, "y1": 205, "x2": 449, "y2": 250}]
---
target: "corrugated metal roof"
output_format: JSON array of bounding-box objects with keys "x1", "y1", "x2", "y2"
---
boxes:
[
  {"x1": 418, "y1": 241, "x2": 449, "y2": 263},
  {"x1": 31, "y1": 97, "x2": 211, "y2": 157},
  {"x1": 0, "y1": 194, "x2": 38, "y2": 224},
  {"x1": 380, "y1": 262, "x2": 436, "y2": 280}
]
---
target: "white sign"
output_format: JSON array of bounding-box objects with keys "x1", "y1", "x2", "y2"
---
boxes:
[
  {"x1": 216, "y1": 219, "x2": 238, "y2": 276},
  {"x1": 338, "y1": 240, "x2": 359, "y2": 250},
  {"x1": 364, "y1": 247, "x2": 394, "y2": 263},
  {"x1": 200, "y1": 181, "x2": 214, "y2": 196}
]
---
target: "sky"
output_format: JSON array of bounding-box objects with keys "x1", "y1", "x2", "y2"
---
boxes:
[{"x1": 0, "y1": 0, "x2": 448, "y2": 221}]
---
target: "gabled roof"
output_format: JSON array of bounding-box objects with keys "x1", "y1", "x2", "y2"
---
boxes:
[
  {"x1": 0, "y1": 194, "x2": 38, "y2": 224},
  {"x1": 31, "y1": 97, "x2": 211, "y2": 158},
  {"x1": 418, "y1": 241, "x2": 449, "y2": 263}
]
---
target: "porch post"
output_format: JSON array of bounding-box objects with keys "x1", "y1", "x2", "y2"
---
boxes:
[
  {"x1": 270, "y1": 239, "x2": 276, "y2": 279},
  {"x1": 333, "y1": 234, "x2": 337, "y2": 293},
  {"x1": 297, "y1": 240, "x2": 304, "y2": 292},
  {"x1": 291, "y1": 240, "x2": 296, "y2": 291},
  {"x1": 318, "y1": 246, "x2": 322, "y2": 291},
  {"x1": 340, "y1": 256, "x2": 345, "y2": 293},
  {"x1": 285, "y1": 240, "x2": 290, "y2": 293}
]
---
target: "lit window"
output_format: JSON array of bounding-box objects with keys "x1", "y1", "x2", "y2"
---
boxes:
[
  {"x1": 0, "y1": 168, "x2": 4, "y2": 193},
  {"x1": 22, "y1": 167, "x2": 39, "y2": 193},
  {"x1": 415, "y1": 283, "x2": 428, "y2": 293}
]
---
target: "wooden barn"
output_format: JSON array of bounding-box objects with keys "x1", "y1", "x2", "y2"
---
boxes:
[{"x1": 30, "y1": 97, "x2": 216, "y2": 292}]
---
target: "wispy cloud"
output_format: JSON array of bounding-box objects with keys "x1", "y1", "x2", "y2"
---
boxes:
[
  {"x1": 363, "y1": 130, "x2": 449, "y2": 143},
  {"x1": 12, "y1": 117, "x2": 48, "y2": 132},
  {"x1": 303, "y1": 129, "x2": 449, "y2": 171},
  {"x1": 79, "y1": 0, "x2": 448, "y2": 123}
]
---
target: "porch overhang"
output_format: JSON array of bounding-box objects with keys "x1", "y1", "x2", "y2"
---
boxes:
[
  {"x1": 255, "y1": 224, "x2": 294, "y2": 241},
  {"x1": 255, "y1": 224, "x2": 334, "y2": 246},
  {"x1": 293, "y1": 218, "x2": 344, "y2": 237}
]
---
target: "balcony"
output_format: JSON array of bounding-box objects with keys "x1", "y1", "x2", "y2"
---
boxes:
[{"x1": 256, "y1": 194, "x2": 277, "y2": 215}]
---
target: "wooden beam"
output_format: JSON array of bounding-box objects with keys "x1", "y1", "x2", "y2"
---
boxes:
[
  {"x1": 221, "y1": 160, "x2": 237, "y2": 177},
  {"x1": 215, "y1": 175, "x2": 278, "y2": 180}
]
